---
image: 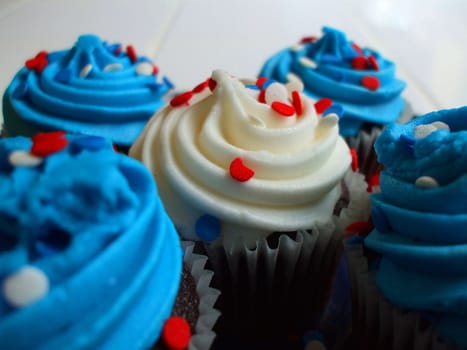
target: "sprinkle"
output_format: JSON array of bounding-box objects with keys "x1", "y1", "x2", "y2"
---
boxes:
[
  {"x1": 258, "y1": 89, "x2": 266, "y2": 103},
  {"x1": 300, "y1": 36, "x2": 318, "y2": 44},
  {"x1": 261, "y1": 79, "x2": 275, "y2": 90},
  {"x1": 192, "y1": 80, "x2": 209, "y2": 93},
  {"x1": 265, "y1": 82, "x2": 289, "y2": 105},
  {"x1": 170, "y1": 91, "x2": 193, "y2": 107},
  {"x1": 415, "y1": 176, "x2": 439, "y2": 188},
  {"x1": 135, "y1": 62, "x2": 154, "y2": 76},
  {"x1": 361, "y1": 76, "x2": 380, "y2": 91},
  {"x1": 162, "y1": 316, "x2": 191, "y2": 350},
  {"x1": 351, "y1": 42, "x2": 364, "y2": 56},
  {"x1": 79, "y1": 64, "x2": 93, "y2": 78},
  {"x1": 290, "y1": 44, "x2": 304, "y2": 52},
  {"x1": 2, "y1": 266, "x2": 49, "y2": 308},
  {"x1": 256, "y1": 77, "x2": 268, "y2": 88},
  {"x1": 368, "y1": 172, "x2": 380, "y2": 192},
  {"x1": 431, "y1": 121, "x2": 450, "y2": 131},
  {"x1": 229, "y1": 157, "x2": 255, "y2": 182},
  {"x1": 367, "y1": 55, "x2": 379, "y2": 70},
  {"x1": 245, "y1": 84, "x2": 260, "y2": 90},
  {"x1": 414, "y1": 124, "x2": 438, "y2": 139},
  {"x1": 8, "y1": 150, "x2": 43, "y2": 167},
  {"x1": 345, "y1": 221, "x2": 373, "y2": 237},
  {"x1": 152, "y1": 65, "x2": 159, "y2": 75},
  {"x1": 291, "y1": 91, "x2": 303, "y2": 116},
  {"x1": 31, "y1": 133, "x2": 68, "y2": 157},
  {"x1": 126, "y1": 45, "x2": 137, "y2": 63},
  {"x1": 54, "y1": 68, "x2": 72, "y2": 83},
  {"x1": 113, "y1": 45, "x2": 122, "y2": 55},
  {"x1": 323, "y1": 104, "x2": 344, "y2": 118},
  {"x1": 351, "y1": 56, "x2": 367, "y2": 70},
  {"x1": 319, "y1": 114, "x2": 338, "y2": 129},
  {"x1": 195, "y1": 214, "x2": 221, "y2": 241},
  {"x1": 350, "y1": 149, "x2": 359, "y2": 171},
  {"x1": 299, "y1": 57, "x2": 317, "y2": 69},
  {"x1": 271, "y1": 101, "x2": 296, "y2": 117},
  {"x1": 103, "y1": 63, "x2": 123, "y2": 72},
  {"x1": 163, "y1": 76, "x2": 175, "y2": 89},
  {"x1": 70, "y1": 136, "x2": 107, "y2": 153},
  {"x1": 25, "y1": 51, "x2": 49, "y2": 73},
  {"x1": 314, "y1": 98, "x2": 333, "y2": 115},
  {"x1": 208, "y1": 78, "x2": 217, "y2": 91},
  {"x1": 13, "y1": 83, "x2": 28, "y2": 99},
  {"x1": 371, "y1": 206, "x2": 392, "y2": 233},
  {"x1": 34, "y1": 230, "x2": 71, "y2": 257},
  {"x1": 32, "y1": 131, "x2": 66, "y2": 143}
]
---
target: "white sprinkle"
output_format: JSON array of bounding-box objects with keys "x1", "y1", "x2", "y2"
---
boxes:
[
  {"x1": 3, "y1": 266, "x2": 49, "y2": 308},
  {"x1": 414, "y1": 124, "x2": 437, "y2": 139},
  {"x1": 319, "y1": 114, "x2": 339, "y2": 129},
  {"x1": 431, "y1": 121, "x2": 450, "y2": 131},
  {"x1": 136, "y1": 62, "x2": 153, "y2": 76},
  {"x1": 285, "y1": 73, "x2": 304, "y2": 93},
  {"x1": 305, "y1": 340, "x2": 327, "y2": 350},
  {"x1": 265, "y1": 82, "x2": 289, "y2": 105},
  {"x1": 290, "y1": 44, "x2": 304, "y2": 52},
  {"x1": 415, "y1": 176, "x2": 439, "y2": 188},
  {"x1": 103, "y1": 63, "x2": 123, "y2": 72},
  {"x1": 79, "y1": 64, "x2": 93, "y2": 78},
  {"x1": 8, "y1": 150, "x2": 43, "y2": 167},
  {"x1": 299, "y1": 57, "x2": 317, "y2": 69}
]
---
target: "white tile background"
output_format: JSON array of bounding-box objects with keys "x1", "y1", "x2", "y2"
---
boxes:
[{"x1": 0, "y1": 0, "x2": 465, "y2": 122}]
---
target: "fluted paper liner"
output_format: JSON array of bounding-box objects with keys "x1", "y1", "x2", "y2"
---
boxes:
[
  {"x1": 344, "y1": 242, "x2": 458, "y2": 350},
  {"x1": 182, "y1": 241, "x2": 221, "y2": 350}
]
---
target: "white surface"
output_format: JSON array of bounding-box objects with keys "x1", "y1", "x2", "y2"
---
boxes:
[{"x1": 0, "y1": 0, "x2": 465, "y2": 120}]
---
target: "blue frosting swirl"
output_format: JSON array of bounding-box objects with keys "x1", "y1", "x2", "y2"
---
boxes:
[
  {"x1": 3, "y1": 35, "x2": 173, "y2": 147},
  {"x1": 365, "y1": 107, "x2": 467, "y2": 347},
  {"x1": 259, "y1": 26, "x2": 407, "y2": 136},
  {"x1": 0, "y1": 135, "x2": 182, "y2": 350}
]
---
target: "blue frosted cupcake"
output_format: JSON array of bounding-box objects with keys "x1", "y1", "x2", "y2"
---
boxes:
[
  {"x1": 345, "y1": 106, "x2": 467, "y2": 349},
  {"x1": 2, "y1": 34, "x2": 174, "y2": 150},
  {"x1": 0, "y1": 133, "x2": 219, "y2": 350}
]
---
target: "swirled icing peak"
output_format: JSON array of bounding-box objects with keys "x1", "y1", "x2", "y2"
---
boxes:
[
  {"x1": 0, "y1": 133, "x2": 182, "y2": 349},
  {"x1": 130, "y1": 70, "x2": 351, "y2": 241},
  {"x1": 259, "y1": 26, "x2": 407, "y2": 136},
  {"x1": 365, "y1": 106, "x2": 467, "y2": 347},
  {"x1": 3, "y1": 34, "x2": 174, "y2": 147}
]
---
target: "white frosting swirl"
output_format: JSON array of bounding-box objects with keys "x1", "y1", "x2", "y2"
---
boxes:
[{"x1": 130, "y1": 70, "x2": 350, "y2": 240}]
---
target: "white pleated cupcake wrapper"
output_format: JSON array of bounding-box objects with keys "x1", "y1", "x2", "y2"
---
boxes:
[
  {"x1": 182, "y1": 241, "x2": 221, "y2": 350},
  {"x1": 344, "y1": 242, "x2": 458, "y2": 350}
]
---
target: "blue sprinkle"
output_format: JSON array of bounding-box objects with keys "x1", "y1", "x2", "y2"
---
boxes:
[
  {"x1": 54, "y1": 68, "x2": 72, "y2": 83},
  {"x1": 399, "y1": 134, "x2": 415, "y2": 154},
  {"x1": 245, "y1": 84, "x2": 260, "y2": 90},
  {"x1": 323, "y1": 104, "x2": 344, "y2": 118},
  {"x1": 261, "y1": 79, "x2": 276, "y2": 89},
  {"x1": 371, "y1": 206, "x2": 392, "y2": 233},
  {"x1": 12, "y1": 83, "x2": 28, "y2": 99},
  {"x1": 162, "y1": 76, "x2": 174, "y2": 89},
  {"x1": 147, "y1": 82, "x2": 163, "y2": 91},
  {"x1": 138, "y1": 56, "x2": 152, "y2": 63},
  {"x1": 70, "y1": 136, "x2": 107, "y2": 154},
  {"x1": 195, "y1": 214, "x2": 220, "y2": 241}
]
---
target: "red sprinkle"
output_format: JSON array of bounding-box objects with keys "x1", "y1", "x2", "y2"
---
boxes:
[
  {"x1": 300, "y1": 36, "x2": 318, "y2": 44},
  {"x1": 351, "y1": 56, "x2": 367, "y2": 70},
  {"x1": 258, "y1": 89, "x2": 266, "y2": 103},
  {"x1": 152, "y1": 65, "x2": 159, "y2": 75},
  {"x1": 25, "y1": 51, "x2": 49, "y2": 74},
  {"x1": 350, "y1": 148, "x2": 359, "y2": 171},
  {"x1": 271, "y1": 101, "x2": 295, "y2": 117},
  {"x1": 162, "y1": 316, "x2": 191, "y2": 350},
  {"x1": 32, "y1": 131, "x2": 66, "y2": 143},
  {"x1": 345, "y1": 221, "x2": 374, "y2": 237},
  {"x1": 256, "y1": 77, "x2": 268, "y2": 88},
  {"x1": 314, "y1": 98, "x2": 333, "y2": 114},
  {"x1": 368, "y1": 172, "x2": 380, "y2": 192},
  {"x1": 31, "y1": 136, "x2": 69, "y2": 157},
  {"x1": 170, "y1": 91, "x2": 193, "y2": 107},
  {"x1": 291, "y1": 91, "x2": 303, "y2": 116},
  {"x1": 192, "y1": 80, "x2": 209, "y2": 93},
  {"x1": 361, "y1": 76, "x2": 380, "y2": 91},
  {"x1": 351, "y1": 42, "x2": 364, "y2": 56},
  {"x1": 208, "y1": 78, "x2": 217, "y2": 91},
  {"x1": 126, "y1": 45, "x2": 137, "y2": 63},
  {"x1": 229, "y1": 157, "x2": 255, "y2": 182},
  {"x1": 367, "y1": 55, "x2": 379, "y2": 70}
]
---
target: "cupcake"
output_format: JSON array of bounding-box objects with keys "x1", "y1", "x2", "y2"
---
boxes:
[
  {"x1": 259, "y1": 26, "x2": 410, "y2": 178},
  {"x1": 130, "y1": 70, "x2": 369, "y2": 335},
  {"x1": 2, "y1": 34, "x2": 174, "y2": 151},
  {"x1": 348, "y1": 106, "x2": 467, "y2": 349},
  {"x1": 0, "y1": 133, "x2": 219, "y2": 350}
]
